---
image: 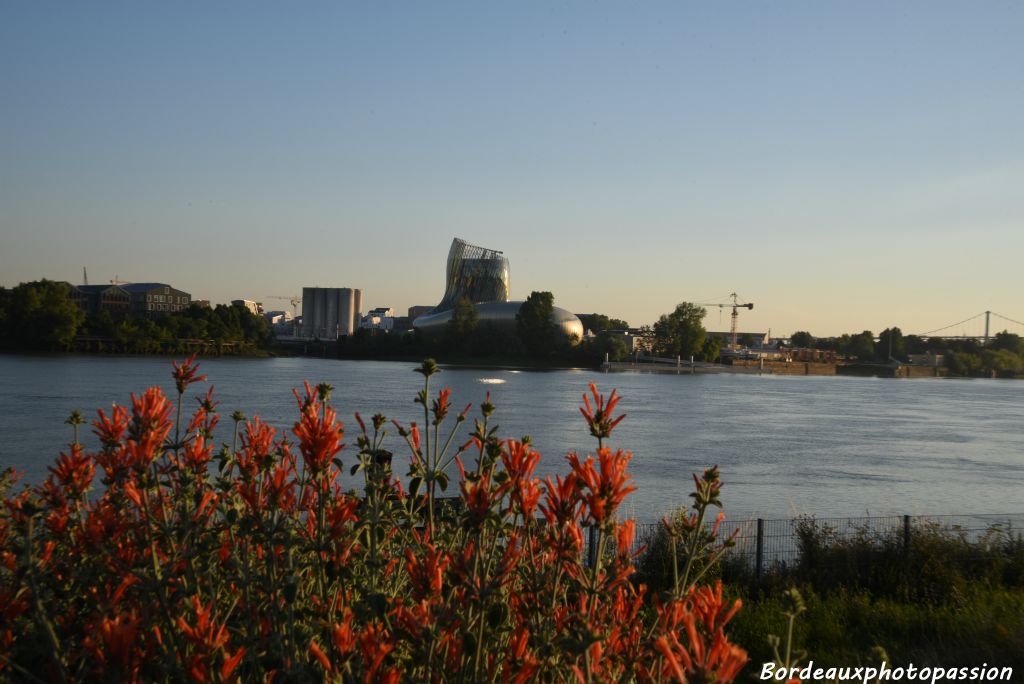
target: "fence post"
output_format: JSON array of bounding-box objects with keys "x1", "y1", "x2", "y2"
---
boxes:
[
  {"x1": 903, "y1": 515, "x2": 911, "y2": 556},
  {"x1": 756, "y1": 518, "x2": 764, "y2": 582},
  {"x1": 587, "y1": 525, "x2": 598, "y2": 569}
]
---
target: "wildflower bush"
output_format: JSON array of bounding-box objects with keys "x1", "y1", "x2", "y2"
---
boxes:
[{"x1": 0, "y1": 356, "x2": 748, "y2": 683}]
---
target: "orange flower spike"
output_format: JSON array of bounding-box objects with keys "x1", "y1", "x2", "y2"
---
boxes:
[
  {"x1": 616, "y1": 519, "x2": 636, "y2": 556},
  {"x1": 331, "y1": 608, "x2": 357, "y2": 655},
  {"x1": 292, "y1": 400, "x2": 344, "y2": 475},
  {"x1": 48, "y1": 443, "x2": 94, "y2": 498},
  {"x1": 309, "y1": 640, "x2": 332, "y2": 672},
  {"x1": 580, "y1": 383, "x2": 627, "y2": 442},
  {"x1": 431, "y1": 387, "x2": 452, "y2": 424},
  {"x1": 654, "y1": 636, "x2": 687, "y2": 683},
  {"x1": 410, "y1": 423, "x2": 421, "y2": 454},
  {"x1": 94, "y1": 403, "x2": 129, "y2": 447},
  {"x1": 221, "y1": 647, "x2": 246, "y2": 681},
  {"x1": 171, "y1": 353, "x2": 207, "y2": 395}
]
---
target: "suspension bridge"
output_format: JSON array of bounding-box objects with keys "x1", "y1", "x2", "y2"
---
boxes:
[{"x1": 916, "y1": 311, "x2": 1024, "y2": 343}]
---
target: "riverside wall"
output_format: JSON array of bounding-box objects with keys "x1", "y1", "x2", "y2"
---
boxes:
[{"x1": 731, "y1": 359, "x2": 837, "y2": 375}]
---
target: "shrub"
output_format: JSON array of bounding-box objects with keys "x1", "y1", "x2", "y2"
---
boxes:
[
  {"x1": 0, "y1": 356, "x2": 748, "y2": 682},
  {"x1": 793, "y1": 516, "x2": 1024, "y2": 603}
]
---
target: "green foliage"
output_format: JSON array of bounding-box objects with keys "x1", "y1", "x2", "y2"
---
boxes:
[
  {"x1": 586, "y1": 332, "x2": 631, "y2": 362},
  {"x1": 700, "y1": 334, "x2": 723, "y2": 362},
  {"x1": 789, "y1": 331, "x2": 814, "y2": 348},
  {"x1": 636, "y1": 467, "x2": 735, "y2": 598},
  {"x1": 729, "y1": 518, "x2": 1024, "y2": 670},
  {"x1": 578, "y1": 313, "x2": 629, "y2": 333},
  {"x1": 515, "y1": 291, "x2": 558, "y2": 356},
  {"x1": 0, "y1": 279, "x2": 84, "y2": 351},
  {"x1": 732, "y1": 586, "x2": 1024, "y2": 669},
  {"x1": 990, "y1": 331, "x2": 1024, "y2": 355},
  {"x1": 791, "y1": 517, "x2": 1024, "y2": 603},
  {"x1": 447, "y1": 296, "x2": 478, "y2": 338},
  {"x1": 903, "y1": 334, "x2": 929, "y2": 355},
  {"x1": 653, "y1": 302, "x2": 707, "y2": 358},
  {"x1": 0, "y1": 280, "x2": 272, "y2": 355},
  {"x1": 843, "y1": 330, "x2": 876, "y2": 361},
  {"x1": 875, "y1": 327, "x2": 905, "y2": 361},
  {"x1": 80, "y1": 302, "x2": 271, "y2": 354}
]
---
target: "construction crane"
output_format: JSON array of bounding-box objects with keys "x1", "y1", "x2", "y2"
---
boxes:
[
  {"x1": 266, "y1": 295, "x2": 302, "y2": 319},
  {"x1": 693, "y1": 293, "x2": 754, "y2": 349}
]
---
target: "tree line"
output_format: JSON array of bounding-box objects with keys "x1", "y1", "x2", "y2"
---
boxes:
[
  {"x1": 790, "y1": 327, "x2": 1024, "y2": 377},
  {"x1": 0, "y1": 279, "x2": 272, "y2": 354}
]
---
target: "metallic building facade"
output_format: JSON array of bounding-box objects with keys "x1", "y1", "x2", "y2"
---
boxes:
[
  {"x1": 435, "y1": 238, "x2": 510, "y2": 312},
  {"x1": 301, "y1": 287, "x2": 362, "y2": 339},
  {"x1": 414, "y1": 238, "x2": 583, "y2": 342}
]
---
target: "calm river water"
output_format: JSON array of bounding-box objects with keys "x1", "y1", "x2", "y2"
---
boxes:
[{"x1": 1, "y1": 355, "x2": 1022, "y2": 521}]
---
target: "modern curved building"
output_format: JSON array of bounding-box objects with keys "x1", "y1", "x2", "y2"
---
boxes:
[
  {"x1": 413, "y1": 238, "x2": 584, "y2": 342},
  {"x1": 435, "y1": 238, "x2": 510, "y2": 313}
]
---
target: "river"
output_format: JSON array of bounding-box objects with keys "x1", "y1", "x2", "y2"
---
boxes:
[{"x1": 1, "y1": 355, "x2": 1021, "y2": 521}]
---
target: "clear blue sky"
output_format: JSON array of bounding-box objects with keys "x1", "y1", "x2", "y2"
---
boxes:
[{"x1": 2, "y1": 2, "x2": 1022, "y2": 336}]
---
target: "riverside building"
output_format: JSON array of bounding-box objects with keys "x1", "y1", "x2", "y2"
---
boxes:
[
  {"x1": 300, "y1": 287, "x2": 362, "y2": 339},
  {"x1": 413, "y1": 238, "x2": 583, "y2": 341}
]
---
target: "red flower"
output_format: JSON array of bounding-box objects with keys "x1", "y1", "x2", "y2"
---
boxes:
[
  {"x1": 127, "y1": 387, "x2": 174, "y2": 468},
  {"x1": 172, "y1": 353, "x2": 207, "y2": 395},
  {"x1": 309, "y1": 639, "x2": 332, "y2": 671},
  {"x1": 238, "y1": 416, "x2": 277, "y2": 474},
  {"x1": 82, "y1": 611, "x2": 142, "y2": 679},
  {"x1": 330, "y1": 608, "x2": 357, "y2": 656},
  {"x1": 431, "y1": 387, "x2": 452, "y2": 424},
  {"x1": 501, "y1": 440, "x2": 542, "y2": 518},
  {"x1": 410, "y1": 422, "x2": 421, "y2": 454},
  {"x1": 177, "y1": 596, "x2": 230, "y2": 652},
  {"x1": 47, "y1": 443, "x2": 94, "y2": 499},
  {"x1": 292, "y1": 396, "x2": 344, "y2": 475},
  {"x1": 567, "y1": 448, "x2": 636, "y2": 526},
  {"x1": 580, "y1": 383, "x2": 626, "y2": 442},
  {"x1": 404, "y1": 540, "x2": 450, "y2": 600},
  {"x1": 540, "y1": 473, "x2": 582, "y2": 526},
  {"x1": 650, "y1": 581, "x2": 748, "y2": 683}
]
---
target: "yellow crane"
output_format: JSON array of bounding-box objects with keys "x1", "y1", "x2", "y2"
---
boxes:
[
  {"x1": 266, "y1": 295, "x2": 302, "y2": 319},
  {"x1": 693, "y1": 293, "x2": 754, "y2": 349}
]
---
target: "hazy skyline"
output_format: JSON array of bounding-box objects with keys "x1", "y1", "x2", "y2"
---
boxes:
[{"x1": 2, "y1": 3, "x2": 1022, "y2": 337}]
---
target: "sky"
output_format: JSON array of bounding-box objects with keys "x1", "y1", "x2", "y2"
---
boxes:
[{"x1": 2, "y1": 2, "x2": 1023, "y2": 337}]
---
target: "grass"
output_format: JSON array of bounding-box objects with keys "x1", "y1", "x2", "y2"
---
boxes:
[{"x1": 635, "y1": 511, "x2": 1024, "y2": 678}]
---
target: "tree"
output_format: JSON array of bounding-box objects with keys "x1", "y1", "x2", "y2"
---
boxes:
[
  {"x1": 989, "y1": 331, "x2": 1024, "y2": 355},
  {"x1": 699, "y1": 335, "x2": 723, "y2": 362},
  {"x1": 447, "y1": 297, "x2": 479, "y2": 338},
  {"x1": 516, "y1": 291, "x2": 558, "y2": 355},
  {"x1": 4, "y1": 279, "x2": 84, "y2": 351},
  {"x1": 903, "y1": 335, "x2": 928, "y2": 355},
  {"x1": 843, "y1": 331, "x2": 875, "y2": 361},
  {"x1": 876, "y1": 327, "x2": 905, "y2": 361},
  {"x1": 790, "y1": 331, "x2": 814, "y2": 348},
  {"x1": 577, "y1": 313, "x2": 629, "y2": 334},
  {"x1": 652, "y1": 302, "x2": 706, "y2": 358}
]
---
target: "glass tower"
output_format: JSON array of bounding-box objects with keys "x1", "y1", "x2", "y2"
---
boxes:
[{"x1": 433, "y1": 238, "x2": 510, "y2": 312}]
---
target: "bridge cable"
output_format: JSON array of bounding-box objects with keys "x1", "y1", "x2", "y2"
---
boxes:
[
  {"x1": 990, "y1": 312, "x2": 1024, "y2": 329},
  {"x1": 918, "y1": 312, "x2": 985, "y2": 337}
]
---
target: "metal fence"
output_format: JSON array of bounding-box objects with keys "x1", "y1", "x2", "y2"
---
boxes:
[{"x1": 585, "y1": 513, "x2": 1024, "y2": 576}]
